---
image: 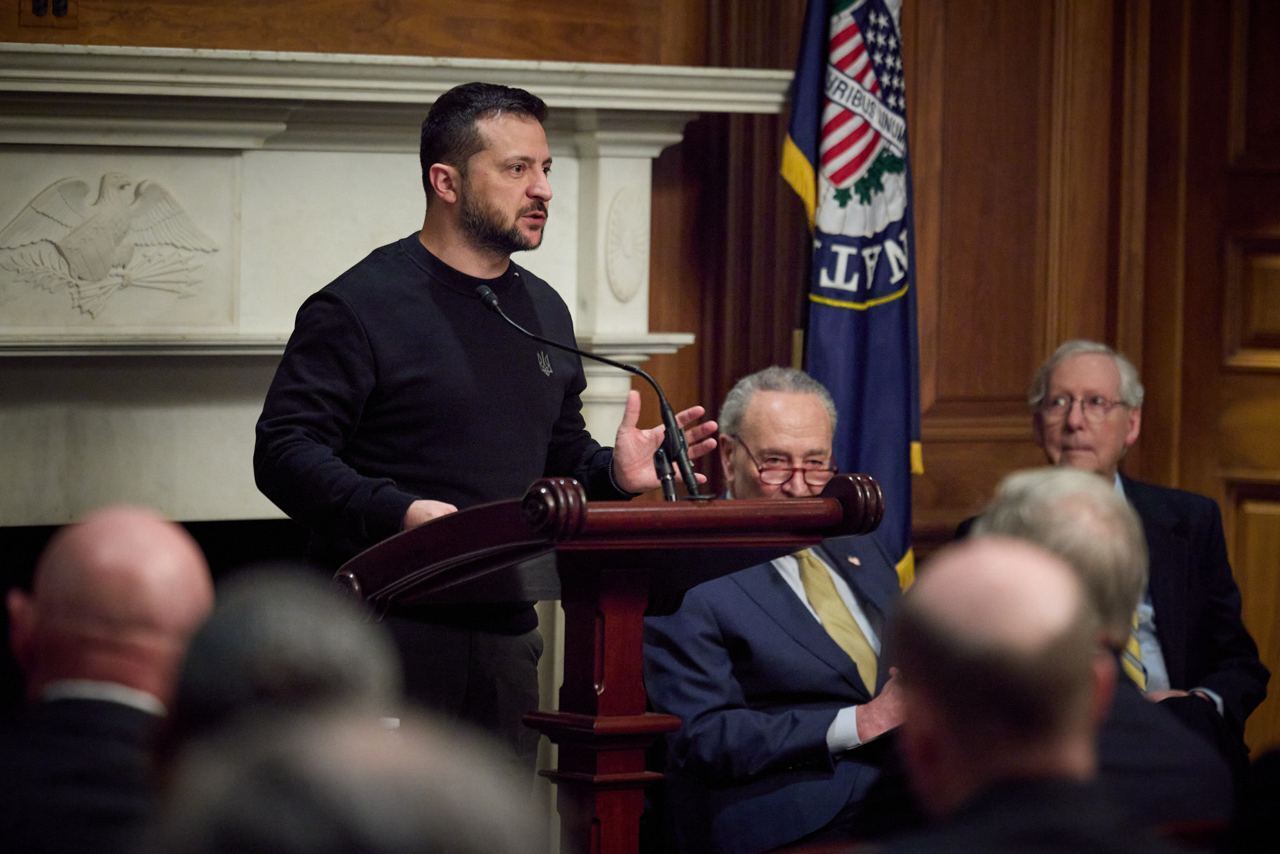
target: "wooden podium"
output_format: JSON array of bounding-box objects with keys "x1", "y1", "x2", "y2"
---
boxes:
[{"x1": 335, "y1": 474, "x2": 883, "y2": 854}]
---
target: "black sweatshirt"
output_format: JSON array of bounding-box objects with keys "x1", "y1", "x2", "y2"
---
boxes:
[{"x1": 254, "y1": 233, "x2": 626, "y2": 570}]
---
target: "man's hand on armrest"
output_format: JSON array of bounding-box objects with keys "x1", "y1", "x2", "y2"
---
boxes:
[
  {"x1": 402, "y1": 499, "x2": 458, "y2": 530},
  {"x1": 856, "y1": 669, "x2": 905, "y2": 744}
]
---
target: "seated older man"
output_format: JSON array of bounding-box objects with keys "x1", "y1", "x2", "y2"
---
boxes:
[
  {"x1": 1025, "y1": 340, "x2": 1267, "y2": 770},
  {"x1": 644, "y1": 366, "x2": 903, "y2": 853}
]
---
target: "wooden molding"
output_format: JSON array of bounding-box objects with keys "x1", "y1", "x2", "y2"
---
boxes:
[
  {"x1": 0, "y1": 42, "x2": 791, "y2": 115},
  {"x1": 1223, "y1": 235, "x2": 1280, "y2": 371},
  {"x1": 904, "y1": 0, "x2": 943, "y2": 415},
  {"x1": 1136, "y1": 0, "x2": 1192, "y2": 487}
]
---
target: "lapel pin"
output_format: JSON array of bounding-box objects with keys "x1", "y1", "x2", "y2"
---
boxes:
[{"x1": 847, "y1": 556, "x2": 861, "y2": 566}]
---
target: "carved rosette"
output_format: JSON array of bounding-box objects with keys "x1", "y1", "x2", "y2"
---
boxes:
[{"x1": 605, "y1": 186, "x2": 648, "y2": 304}]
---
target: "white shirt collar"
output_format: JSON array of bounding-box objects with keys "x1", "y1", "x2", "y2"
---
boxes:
[{"x1": 40, "y1": 679, "x2": 166, "y2": 716}]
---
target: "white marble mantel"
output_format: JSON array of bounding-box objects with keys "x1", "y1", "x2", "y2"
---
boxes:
[
  {"x1": 0, "y1": 43, "x2": 790, "y2": 112},
  {"x1": 0, "y1": 43, "x2": 790, "y2": 525}
]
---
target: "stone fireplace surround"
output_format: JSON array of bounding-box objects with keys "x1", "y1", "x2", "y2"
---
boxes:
[{"x1": 0, "y1": 43, "x2": 790, "y2": 526}]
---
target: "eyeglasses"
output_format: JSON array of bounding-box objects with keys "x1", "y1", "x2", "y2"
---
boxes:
[
  {"x1": 729, "y1": 435, "x2": 837, "y2": 487},
  {"x1": 1038, "y1": 394, "x2": 1127, "y2": 424}
]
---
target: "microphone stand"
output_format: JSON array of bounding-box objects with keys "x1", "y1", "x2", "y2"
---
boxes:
[{"x1": 476, "y1": 285, "x2": 704, "y2": 501}]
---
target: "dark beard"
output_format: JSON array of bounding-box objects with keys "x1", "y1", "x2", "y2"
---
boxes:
[{"x1": 460, "y1": 191, "x2": 544, "y2": 257}]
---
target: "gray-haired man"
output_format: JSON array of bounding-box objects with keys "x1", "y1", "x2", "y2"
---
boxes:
[
  {"x1": 1024, "y1": 340, "x2": 1266, "y2": 768},
  {"x1": 645, "y1": 366, "x2": 903, "y2": 853}
]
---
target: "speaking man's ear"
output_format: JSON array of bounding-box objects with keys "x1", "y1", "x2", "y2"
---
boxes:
[{"x1": 427, "y1": 163, "x2": 462, "y2": 205}]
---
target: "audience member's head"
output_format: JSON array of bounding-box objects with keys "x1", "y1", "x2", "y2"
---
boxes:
[
  {"x1": 718, "y1": 365, "x2": 839, "y2": 499},
  {"x1": 889, "y1": 537, "x2": 1113, "y2": 818},
  {"x1": 973, "y1": 466, "x2": 1148, "y2": 651},
  {"x1": 1029, "y1": 339, "x2": 1143, "y2": 480},
  {"x1": 7, "y1": 505, "x2": 213, "y2": 707},
  {"x1": 165, "y1": 566, "x2": 402, "y2": 750},
  {"x1": 144, "y1": 708, "x2": 546, "y2": 854}
]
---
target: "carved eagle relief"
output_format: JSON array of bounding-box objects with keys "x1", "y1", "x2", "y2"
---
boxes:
[{"x1": 0, "y1": 173, "x2": 218, "y2": 318}]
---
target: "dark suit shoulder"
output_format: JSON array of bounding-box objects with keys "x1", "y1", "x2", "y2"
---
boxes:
[
  {"x1": 884, "y1": 778, "x2": 1179, "y2": 854},
  {"x1": 821, "y1": 532, "x2": 896, "y2": 567},
  {"x1": 0, "y1": 700, "x2": 158, "y2": 854},
  {"x1": 1121, "y1": 475, "x2": 1219, "y2": 522},
  {"x1": 1098, "y1": 676, "x2": 1234, "y2": 826}
]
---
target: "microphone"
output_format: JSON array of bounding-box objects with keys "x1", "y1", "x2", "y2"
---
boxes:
[{"x1": 475, "y1": 284, "x2": 703, "y2": 501}]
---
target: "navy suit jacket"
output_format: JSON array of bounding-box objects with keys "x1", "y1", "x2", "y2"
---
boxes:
[
  {"x1": 1121, "y1": 475, "x2": 1269, "y2": 735},
  {"x1": 882, "y1": 778, "x2": 1178, "y2": 854},
  {"x1": 644, "y1": 534, "x2": 901, "y2": 854},
  {"x1": 0, "y1": 698, "x2": 159, "y2": 854}
]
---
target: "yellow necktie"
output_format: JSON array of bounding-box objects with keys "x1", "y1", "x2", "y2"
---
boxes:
[
  {"x1": 795, "y1": 548, "x2": 878, "y2": 691},
  {"x1": 1121, "y1": 609, "x2": 1148, "y2": 691}
]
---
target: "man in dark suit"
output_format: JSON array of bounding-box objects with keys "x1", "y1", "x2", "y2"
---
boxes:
[
  {"x1": 1027, "y1": 340, "x2": 1268, "y2": 764},
  {"x1": 644, "y1": 366, "x2": 904, "y2": 853},
  {"x1": 974, "y1": 466, "x2": 1234, "y2": 829},
  {"x1": 0, "y1": 506, "x2": 215, "y2": 854},
  {"x1": 886, "y1": 537, "x2": 1175, "y2": 854}
]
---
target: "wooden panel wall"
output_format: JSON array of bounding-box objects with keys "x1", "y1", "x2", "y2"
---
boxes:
[
  {"x1": 1231, "y1": 485, "x2": 1280, "y2": 751},
  {"x1": 906, "y1": 0, "x2": 1123, "y2": 549},
  {"x1": 1146, "y1": 0, "x2": 1280, "y2": 752},
  {"x1": 2, "y1": 0, "x2": 710, "y2": 66}
]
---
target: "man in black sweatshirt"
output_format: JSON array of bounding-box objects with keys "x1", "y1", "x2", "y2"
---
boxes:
[{"x1": 254, "y1": 82, "x2": 716, "y2": 766}]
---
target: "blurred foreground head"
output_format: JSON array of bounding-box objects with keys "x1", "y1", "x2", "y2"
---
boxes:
[
  {"x1": 166, "y1": 566, "x2": 402, "y2": 749},
  {"x1": 144, "y1": 708, "x2": 546, "y2": 854},
  {"x1": 7, "y1": 505, "x2": 213, "y2": 707},
  {"x1": 889, "y1": 536, "x2": 1113, "y2": 818},
  {"x1": 974, "y1": 466, "x2": 1147, "y2": 651}
]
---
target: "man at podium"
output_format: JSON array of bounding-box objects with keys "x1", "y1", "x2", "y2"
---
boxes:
[
  {"x1": 645, "y1": 367, "x2": 904, "y2": 852},
  {"x1": 253, "y1": 81, "x2": 714, "y2": 768}
]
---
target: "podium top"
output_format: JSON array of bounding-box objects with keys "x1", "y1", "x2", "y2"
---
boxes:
[{"x1": 335, "y1": 474, "x2": 883, "y2": 612}]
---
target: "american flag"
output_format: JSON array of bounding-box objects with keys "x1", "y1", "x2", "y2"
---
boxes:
[
  {"x1": 820, "y1": 3, "x2": 907, "y2": 190},
  {"x1": 783, "y1": 0, "x2": 923, "y2": 590}
]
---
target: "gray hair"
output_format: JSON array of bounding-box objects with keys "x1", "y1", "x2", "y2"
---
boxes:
[
  {"x1": 973, "y1": 467, "x2": 1147, "y2": 651},
  {"x1": 168, "y1": 565, "x2": 403, "y2": 748},
  {"x1": 144, "y1": 709, "x2": 546, "y2": 854},
  {"x1": 719, "y1": 366, "x2": 838, "y2": 438},
  {"x1": 1027, "y1": 340, "x2": 1145, "y2": 409}
]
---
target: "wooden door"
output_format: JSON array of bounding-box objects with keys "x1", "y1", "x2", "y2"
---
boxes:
[{"x1": 1143, "y1": 0, "x2": 1280, "y2": 753}]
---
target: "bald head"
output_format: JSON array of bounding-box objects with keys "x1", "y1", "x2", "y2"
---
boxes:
[
  {"x1": 890, "y1": 537, "x2": 1110, "y2": 816},
  {"x1": 8, "y1": 506, "x2": 214, "y2": 704},
  {"x1": 904, "y1": 537, "x2": 1086, "y2": 654}
]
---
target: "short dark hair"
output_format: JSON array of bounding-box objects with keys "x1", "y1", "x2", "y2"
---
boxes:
[
  {"x1": 165, "y1": 565, "x2": 401, "y2": 752},
  {"x1": 419, "y1": 82, "x2": 549, "y2": 203}
]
